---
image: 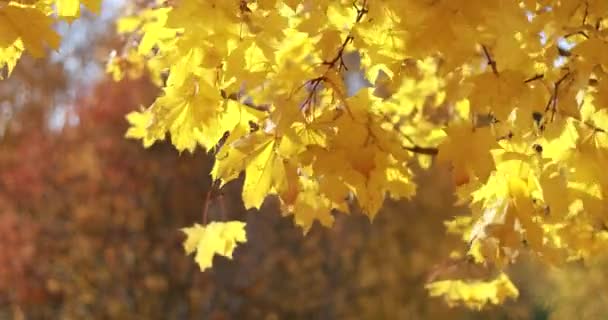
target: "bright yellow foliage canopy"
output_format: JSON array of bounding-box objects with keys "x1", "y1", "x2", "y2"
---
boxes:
[
  {"x1": 7, "y1": 0, "x2": 608, "y2": 311},
  {"x1": 113, "y1": 0, "x2": 608, "y2": 308}
]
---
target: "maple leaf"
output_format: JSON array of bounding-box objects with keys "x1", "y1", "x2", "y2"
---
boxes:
[
  {"x1": 0, "y1": 3, "x2": 60, "y2": 58},
  {"x1": 181, "y1": 221, "x2": 247, "y2": 272},
  {"x1": 426, "y1": 272, "x2": 519, "y2": 310},
  {"x1": 0, "y1": 39, "x2": 22, "y2": 79},
  {"x1": 290, "y1": 177, "x2": 335, "y2": 233},
  {"x1": 55, "y1": 0, "x2": 100, "y2": 18},
  {"x1": 55, "y1": 0, "x2": 80, "y2": 18},
  {"x1": 241, "y1": 135, "x2": 287, "y2": 210},
  {"x1": 437, "y1": 122, "x2": 498, "y2": 185}
]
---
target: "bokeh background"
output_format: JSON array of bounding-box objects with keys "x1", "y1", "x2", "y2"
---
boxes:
[{"x1": 1, "y1": 2, "x2": 608, "y2": 319}]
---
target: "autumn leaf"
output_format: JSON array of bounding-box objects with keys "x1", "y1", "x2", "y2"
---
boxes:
[
  {"x1": 426, "y1": 273, "x2": 519, "y2": 310},
  {"x1": 0, "y1": 3, "x2": 60, "y2": 57},
  {"x1": 181, "y1": 221, "x2": 247, "y2": 272}
]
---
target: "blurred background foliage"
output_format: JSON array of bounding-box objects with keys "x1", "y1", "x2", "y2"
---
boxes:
[{"x1": 1, "y1": 1, "x2": 608, "y2": 320}]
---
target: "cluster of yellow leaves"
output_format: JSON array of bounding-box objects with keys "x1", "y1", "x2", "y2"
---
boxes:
[
  {"x1": 0, "y1": 0, "x2": 100, "y2": 78},
  {"x1": 117, "y1": 0, "x2": 608, "y2": 310},
  {"x1": 121, "y1": 1, "x2": 441, "y2": 241}
]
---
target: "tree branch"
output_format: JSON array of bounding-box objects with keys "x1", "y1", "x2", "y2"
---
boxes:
[
  {"x1": 481, "y1": 45, "x2": 499, "y2": 76},
  {"x1": 403, "y1": 145, "x2": 439, "y2": 156},
  {"x1": 220, "y1": 89, "x2": 271, "y2": 112}
]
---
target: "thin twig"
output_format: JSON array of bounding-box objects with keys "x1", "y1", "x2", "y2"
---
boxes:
[
  {"x1": 403, "y1": 145, "x2": 439, "y2": 155},
  {"x1": 524, "y1": 74, "x2": 544, "y2": 83},
  {"x1": 220, "y1": 89, "x2": 271, "y2": 112},
  {"x1": 202, "y1": 188, "x2": 212, "y2": 225},
  {"x1": 544, "y1": 71, "x2": 572, "y2": 122},
  {"x1": 218, "y1": 192, "x2": 228, "y2": 221},
  {"x1": 481, "y1": 45, "x2": 499, "y2": 76}
]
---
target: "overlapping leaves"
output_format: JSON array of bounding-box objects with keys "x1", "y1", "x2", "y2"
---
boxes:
[
  {"x1": 0, "y1": 0, "x2": 99, "y2": 78},
  {"x1": 117, "y1": 0, "x2": 608, "y2": 310}
]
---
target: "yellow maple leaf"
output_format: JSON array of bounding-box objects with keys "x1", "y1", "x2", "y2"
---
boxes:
[
  {"x1": 426, "y1": 272, "x2": 519, "y2": 310},
  {"x1": 55, "y1": 0, "x2": 79, "y2": 17},
  {"x1": 125, "y1": 109, "x2": 161, "y2": 148},
  {"x1": 181, "y1": 221, "x2": 247, "y2": 272},
  {"x1": 242, "y1": 136, "x2": 287, "y2": 209},
  {"x1": 437, "y1": 121, "x2": 498, "y2": 185},
  {"x1": 55, "y1": 0, "x2": 100, "y2": 18},
  {"x1": 125, "y1": 48, "x2": 255, "y2": 153},
  {"x1": 0, "y1": 3, "x2": 60, "y2": 57},
  {"x1": 290, "y1": 177, "x2": 335, "y2": 233},
  {"x1": 0, "y1": 39, "x2": 22, "y2": 79}
]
